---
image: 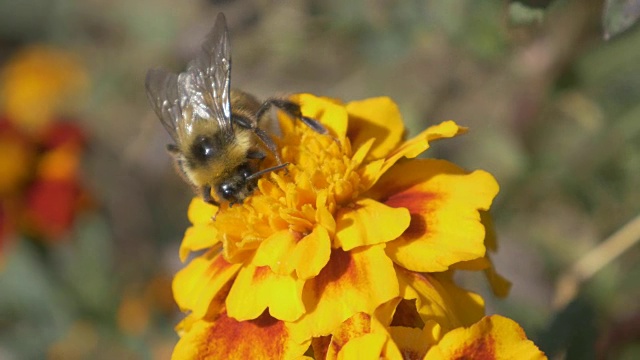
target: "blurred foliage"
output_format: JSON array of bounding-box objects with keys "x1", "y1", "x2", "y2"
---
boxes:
[
  {"x1": 603, "y1": 0, "x2": 640, "y2": 39},
  {"x1": 0, "y1": 0, "x2": 638, "y2": 359}
]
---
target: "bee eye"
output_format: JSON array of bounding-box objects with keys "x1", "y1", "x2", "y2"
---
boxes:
[
  {"x1": 192, "y1": 137, "x2": 217, "y2": 161},
  {"x1": 240, "y1": 165, "x2": 252, "y2": 179},
  {"x1": 218, "y1": 183, "x2": 235, "y2": 200}
]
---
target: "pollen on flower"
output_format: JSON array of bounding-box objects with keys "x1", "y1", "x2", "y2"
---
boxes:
[{"x1": 214, "y1": 120, "x2": 368, "y2": 261}]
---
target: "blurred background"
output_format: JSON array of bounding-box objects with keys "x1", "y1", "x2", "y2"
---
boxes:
[{"x1": 0, "y1": 0, "x2": 638, "y2": 359}]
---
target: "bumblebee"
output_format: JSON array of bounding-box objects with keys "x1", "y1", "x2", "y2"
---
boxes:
[{"x1": 145, "y1": 13, "x2": 327, "y2": 205}]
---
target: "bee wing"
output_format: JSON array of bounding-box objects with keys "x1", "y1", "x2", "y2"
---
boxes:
[
  {"x1": 184, "y1": 12, "x2": 234, "y2": 141},
  {"x1": 145, "y1": 68, "x2": 183, "y2": 142}
]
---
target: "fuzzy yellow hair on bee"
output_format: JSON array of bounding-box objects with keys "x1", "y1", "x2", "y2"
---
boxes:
[{"x1": 145, "y1": 13, "x2": 327, "y2": 206}]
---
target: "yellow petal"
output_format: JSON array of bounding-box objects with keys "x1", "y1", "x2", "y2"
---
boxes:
[
  {"x1": 253, "y1": 230, "x2": 299, "y2": 275},
  {"x1": 226, "y1": 264, "x2": 305, "y2": 322},
  {"x1": 451, "y1": 210, "x2": 511, "y2": 298},
  {"x1": 397, "y1": 267, "x2": 485, "y2": 334},
  {"x1": 345, "y1": 97, "x2": 405, "y2": 160},
  {"x1": 337, "y1": 333, "x2": 388, "y2": 360},
  {"x1": 187, "y1": 197, "x2": 217, "y2": 225},
  {"x1": 289, "y1": 226, "x2": 331, "y2": 279},
  {"x1": 423, "y1": 315, "x2": 547, "y2": 360},
  {"x1": 481, "y1": 210, "x2": 498, "y2": 251},
  {"x1": 172, "y1": 311, "x2": 310, "y2": 360},
  {"x1": 360, "y1": 121, "x2": 466, "y2": 189},
  {"x1": 370, "y1": 159, "x2": 499, "y2": 272},
  {"x1": 483, "y1": 258, "x2": 512, "y2": 299},
  {"x1": 388, "y1": 325, "x2": 438, "y2": 360},
  {"x1": 288, "y1": 245, "x2": 399, "y2": 343},
  {"x1": 179, "y1": 224, "x2": 219, "y2": 262},
  {"x1": 326, "y1": 313, "x2": 403, "y2": 360},
  {"x1": 253, "y1": 227, "x2": 331, "y2": 280},
  {"x1": 289, "y1": 93, "x2": 348, "y2": 139},
  {"x1": 335, "y1": 198, "x2": 410, "y2": 251},
  {"x1": 172, "y1": 248, "x2": 242, "y2": 319}
]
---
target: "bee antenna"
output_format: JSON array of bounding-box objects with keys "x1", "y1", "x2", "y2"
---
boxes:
[{"x1": 246, "y1": 163, "x2": 289, "y2": 181}]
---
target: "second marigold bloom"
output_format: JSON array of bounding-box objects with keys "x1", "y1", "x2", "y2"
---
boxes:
[{"x1": 172, "y1": 94, "x2": 512, "y2": 359}]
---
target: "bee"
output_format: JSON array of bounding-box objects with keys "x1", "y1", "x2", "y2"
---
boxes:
[{"x1": 145, "y1": 13, "x2": 327, "y2": 206}]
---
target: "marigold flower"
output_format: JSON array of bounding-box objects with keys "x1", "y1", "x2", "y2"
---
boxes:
[
  {"x1": 0, "y1": 119, "x2": 89, "y2": 243},
  {"x1": 0, "y1": 46, "x2": 90, "y2": 246},
  {"x1": 171, "y1": 94, "x2": 538, "y2": 359},
  {"x1": 1, "y1": 46, "x2": 87, "y2": 134}
]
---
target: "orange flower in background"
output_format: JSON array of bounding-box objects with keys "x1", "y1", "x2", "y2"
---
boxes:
[
  {"x1": 0, "y1": 46, "x2": 91, "y2": 251},
  {"x1": 171, "y1": 94, "x2": 545, "y2": 359}
]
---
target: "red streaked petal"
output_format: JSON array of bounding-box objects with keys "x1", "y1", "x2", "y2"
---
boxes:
[
  {"x1": 369, "y1": 159, "x2": 499, "y2": 272},
  {"x1": 172, "y1": 310, "x2": 310, "y2": 360},
  {"x1": 288, "y1": 245, "x2": 399, "y2": 343}
]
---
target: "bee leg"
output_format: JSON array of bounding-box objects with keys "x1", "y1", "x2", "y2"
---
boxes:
[
  {"x1": 232, "y1": 113, "x2": 283, "y2": 165},
  {"x1": 167, "y1": 144, "x2": 180, "y2": 154},
  {"x1": 201, "y1": 185, "x2": 220, "y2": 206},
  {"x1": 256, "y1": 98, "x2": 328, "y2": 135},
  {"x1": 247, "y1": 149, "x2": 266, "y2": 161}
]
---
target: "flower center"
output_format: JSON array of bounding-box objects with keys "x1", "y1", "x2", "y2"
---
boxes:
[{"x1": 214, "y1": 125, "x2": 367, "y2": 260}]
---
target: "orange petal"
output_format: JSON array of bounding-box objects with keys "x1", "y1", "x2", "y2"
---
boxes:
[
  {"x1": 311, "y1": 336, "x2": 332, "y2": 360},
  {"x1": 226, "y1": 265, "x2": 305, "y2": 322},
  {"x1": 288, "y1": 245, "x2": 399, "y2": 343},
  {"x1": 172, "y1": 310, "x2": 310, "y2": 360},
  {"x1": 370, "y1": 159, "x2": 499, "y2": 272},
  {"x1": 37, "y1": 143, "x2": 82, "y2": 181},
  {"x1": 345, "y1": 97, "x2": 405, "y2": 160},
  {"x1": 326, "y1": 313, "x2": 372, "y2": 359},
  {"x1": 335, "y1": 198, "x2": 410, "y2": 251},
  {"x1": 423, "y1": 315, "x2": 547, "y2": 360},
  {"x1": 172, "y1": 248, "x2": 242, "y2": 319},
  {"x1": 360, "y1": 121, "x2": 466, "y2": 190},
  {"x1": 397, "y1": 267, "x2": 485, "y2": 334}
]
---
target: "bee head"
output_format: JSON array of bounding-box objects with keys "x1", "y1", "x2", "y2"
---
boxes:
[{"x1": 217, "y1": 162, "x2": 257, "y2": 205}]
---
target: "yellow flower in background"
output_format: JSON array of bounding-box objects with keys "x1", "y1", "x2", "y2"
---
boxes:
[
  {"x1": 172, "y1": 94, "x2": 543, "y2": 359},
  {"x1": 1, "y1": 45, "x2": 87, "y2": 134}
]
